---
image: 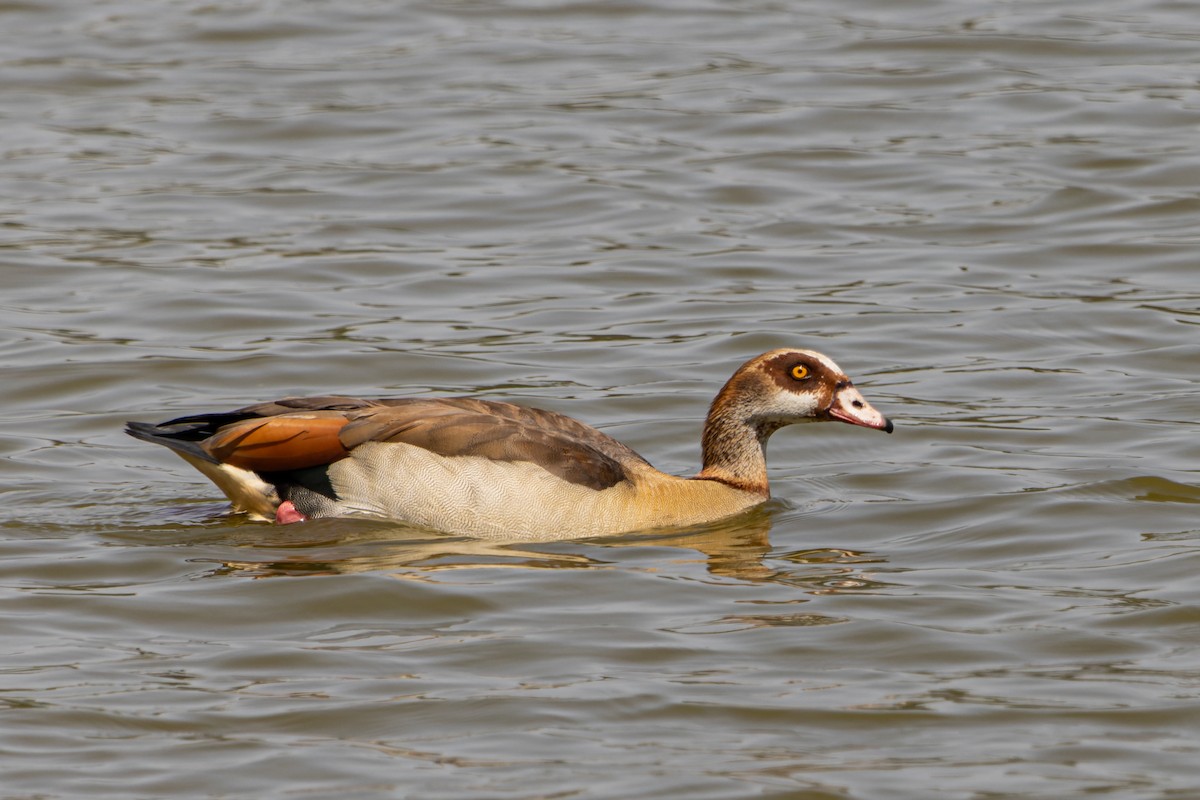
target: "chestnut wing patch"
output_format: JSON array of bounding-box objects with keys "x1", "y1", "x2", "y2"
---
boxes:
[{"x1": 203, "y1": 412, "x2": 353, "y2": 472}]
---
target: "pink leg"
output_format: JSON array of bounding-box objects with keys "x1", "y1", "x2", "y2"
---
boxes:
[{"x1": 275, "y1": 500, "x2": 308, "y2": 525}]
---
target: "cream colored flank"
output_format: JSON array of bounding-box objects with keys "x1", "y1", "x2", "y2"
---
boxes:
[{"x1": 325, "y1": 442, "x2": 764, "y2": 537}]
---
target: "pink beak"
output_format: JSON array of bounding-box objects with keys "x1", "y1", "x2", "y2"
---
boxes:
[{"x1": 828, "y1": 383, "x2": 894, "y2": 433}]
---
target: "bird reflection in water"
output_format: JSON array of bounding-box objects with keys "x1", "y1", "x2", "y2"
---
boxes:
[{"x1": 201, "y1": 506, "x2": 888, "y2": 591}]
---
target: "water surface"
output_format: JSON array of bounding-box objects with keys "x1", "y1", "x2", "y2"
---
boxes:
[{"x1": 2, "y1": 0, "x2": 1199, "y2": 797}]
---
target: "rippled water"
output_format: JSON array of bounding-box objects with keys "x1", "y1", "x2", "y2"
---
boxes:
[{"x1": 3, "y1": 0, "x2": 1199, "y2": 797}]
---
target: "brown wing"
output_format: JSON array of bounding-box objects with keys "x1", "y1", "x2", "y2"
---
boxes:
[
  {"x1": 338, "y1": 398, "x2": 647, "y2": 491},
  {"x1": 130, "y1": 397, "x2": 377, "y2": 473},
  {"x1": 134, "y1": 396, "x2": 647, "y2": 491}
]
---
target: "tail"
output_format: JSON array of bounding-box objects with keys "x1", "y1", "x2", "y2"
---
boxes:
[
  {"x1": 125, "y1": 418, "x2": 280, "y2": 520},
  {"x1": 125, "y1": 419, "x2": 219, "y2": 464}
]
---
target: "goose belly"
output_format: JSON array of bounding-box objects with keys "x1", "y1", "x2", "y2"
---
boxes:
[{"x1": 320, "y1": 442, "x2": 761, "y2": 538}]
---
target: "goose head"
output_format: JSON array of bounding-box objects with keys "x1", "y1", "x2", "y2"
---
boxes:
[{"x1": 698, "y1": 348, "x2": 893, "y2": 493}]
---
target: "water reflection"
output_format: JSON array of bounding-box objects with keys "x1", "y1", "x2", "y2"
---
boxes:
[{"x1": 196, "y1": 509, "x2": 891, "y2": 592}]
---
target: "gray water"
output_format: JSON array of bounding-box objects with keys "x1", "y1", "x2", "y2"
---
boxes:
[{"x1": 3, "y1": 0, "x2": 1199, "y2": 797}]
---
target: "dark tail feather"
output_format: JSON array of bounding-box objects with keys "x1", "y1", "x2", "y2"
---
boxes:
[{"x1": 125, "y1": 420, "x2": 219, "y2": 464}]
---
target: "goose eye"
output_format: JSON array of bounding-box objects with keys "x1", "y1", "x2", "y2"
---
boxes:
[{"x1": 790, "y1": 364, "x2": 810, "y2": 380}]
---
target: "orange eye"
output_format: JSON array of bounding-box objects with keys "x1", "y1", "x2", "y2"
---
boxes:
[{"x1": 790, "y1": 364, "x2": 810, "y2": 380}]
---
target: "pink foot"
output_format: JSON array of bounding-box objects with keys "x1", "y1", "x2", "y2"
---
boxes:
[{"x1": 275, "y1": 500, "x2": 308, "y2": 525}]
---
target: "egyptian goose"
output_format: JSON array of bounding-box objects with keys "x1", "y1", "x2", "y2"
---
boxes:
[{"x1": 126, "y1": 349, "x2": 892, "y2": 537}]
